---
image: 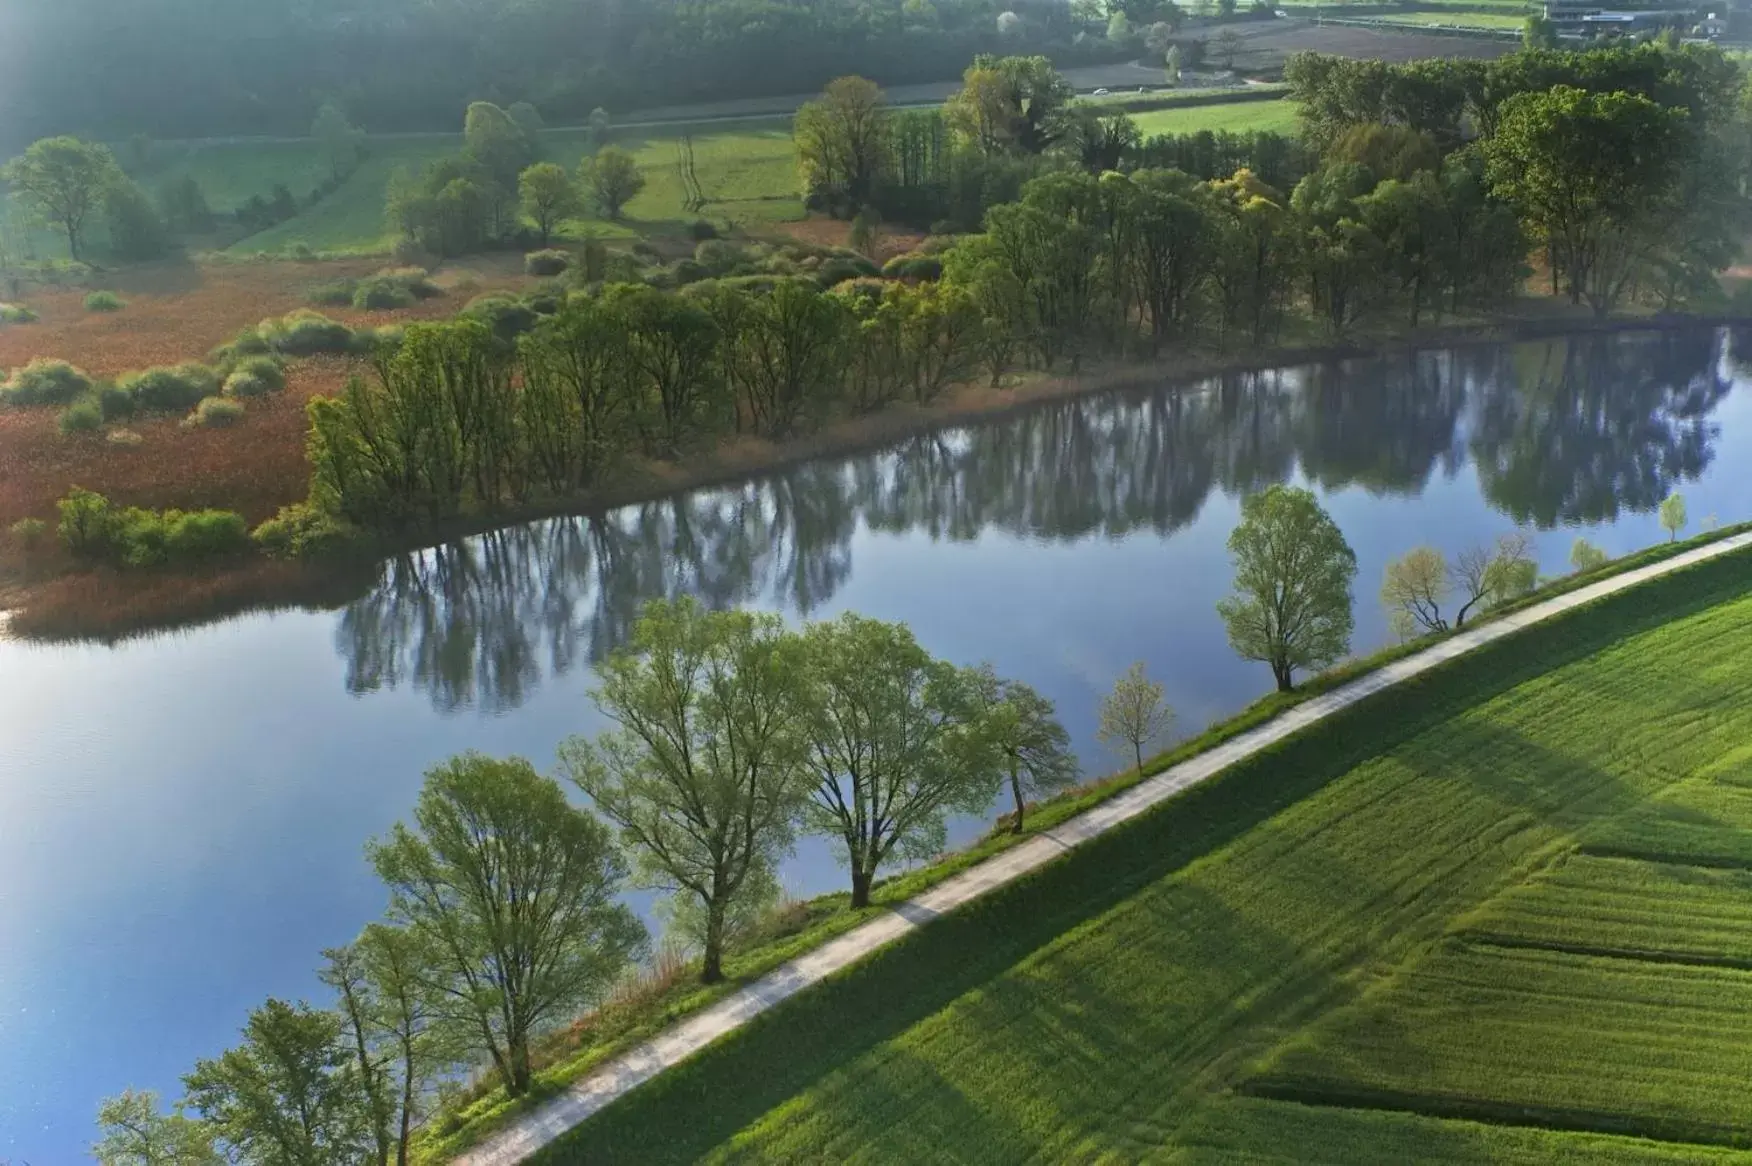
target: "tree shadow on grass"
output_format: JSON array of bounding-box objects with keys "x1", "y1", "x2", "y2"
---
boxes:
[{"x1": 527, "y1": 550, "x2": 1752, "y2": 1165}]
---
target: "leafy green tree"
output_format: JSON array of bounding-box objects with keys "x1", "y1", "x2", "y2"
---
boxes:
[
  {"x1": 946, "y1": 55, "x2": 1075, "y2": 156},
  {"x1": 588, "y1": 107, "x2": 613, "y2": 151},
  {"x1": 1570, "y1": 537, "x2": 1610, "y2": 573},
  {"x1": 794, "y1": 76, "x2": 891, "y2": 209},
  {"x1": 975, "y1": 670, "x2": 1078, "y2": 831},
  {"x1": 103, "y1": 176, "x2": 171, "y2": 261},
  {"x1": 796, "y1": 614, "x2": 998, "y2": 907},
  {"x1": 2, "y1": 136, "x2": 121, "y2": 260},
  {"x1": 561, "y1": 599, "x2": 810, "y2": 983},
  {"x1": 360, "y1": 924, "x2": 445, "y2": 1166},
  {"x1": 1523, "y1": 13, "x2": 1559, "y2": 49},
  {"x1": 1097, "y1": 661, "x2": 1174, "y2": 775},
  {"x1": 517, "y1": 162, "x2": 581, "y2": 245},
  {"x1": 1217, "y1": 484, "x2": 1357, "y2": 691},
  {"x1": 1208, "y1": 167, "x2": 1295, "y2": 345},
  {"x1": 1660, "y1": 491, "x2": 1687, "y2": 541},
  {"x1": 183, "y1": 999, "x2": 370, "y2": 1165},
  {"x1": 312, "y1": 102, "x2": 366, "y2": 182},
  {"x1": 606, "y1": 283, "x2": 724, "y2": 452},
  {"x1": 708, "y1": 280, "x2": 852, "y2": 436},
  {"x1": 1484, "y1": 85, "x2": 1688, "y2": 315},
  {"x1": 508, "y1": 101, "x2": 545, "y2": 140},
  {"x1": 1291, "y1": 162, "x2": 1385, "y2": 336},
  {"x1": 1381, "y1": 546, "x2": 1450, "y2": 639},
  {"x1": 367, "y1": 753, "x2": 646, "y2": 1096},
  {"x1": 579, "y1": 145, "x2": 645, "y2": 219},
  {"x1": 94, "y1": 1089, "x2": 218, "y2": 1166},
  {"x1": 158, "y1": 176, "x2": 214, "y2": 234},
  {"x1": 1165, "y1": 45, "x2": 1182, "y2": 87},
  {"x1": 1356, "y1": 170, "x2": 1453, "y2": 327},
  {"x1": 462, "y1": 101, "x2": 534, "y2": 189}
]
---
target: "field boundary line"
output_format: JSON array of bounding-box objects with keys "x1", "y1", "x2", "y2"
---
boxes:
[{"x1": 453, "y1": 529, "x2": 1752, "y2": 1166}]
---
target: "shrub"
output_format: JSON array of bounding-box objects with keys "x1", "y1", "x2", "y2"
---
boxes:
[
  {"x1": 687, "y1": 218, "x2": 719, "y2": 241},
  {"x1": 670, "y1": 259, "x2": 709, "y2": 285},
  {"x1": 0, "y1": 302, "x2": 37, "y2": 324},
  {"x1": 882, "y1": 253, "x2": 943, "y2": 281},
  {"x1": 252, "y1": 501, "x2": 353, "y2": 559},
  {"x1": 106, "y1": 428, "x2": 144, "y2": 448},
  {"x1": 186, "y1": 396, "x2": 244, "y2": 428},
  {"x1": 462, "y1": 294, "x2": 538, "y2": 343},
  {"x1": 164, "y1": 509, "x2": 250, "y2": 558},
  {"x1": 817, "y1": 257, "x2": 866, "y2": 288},
  {"x1": 97, "y1": 383, "x2": 136, "y2": 421},
  {"x1": 392, "y1": 237, "x2": 438, "y2": 269},
  {"x1": 351, "y1": 277, "x2": 415, "y2": 310},
  {"x1": 306, "y1": 279, "x2": 357, "y2": 306},
  {"x1": 58, "y1": 399, "x2": 103, "y2": 434},
  {"x1": 121, "y1": 363, "x2": 219, "y2": 413},
  {"x1": 57, "y1": 488, "x2": 120, "y2": 557},
  {"x1": 259, "y1": 310, "x2": 358, "y2": 355},
  {"x1": 223, "y1": 371, "x2": 272, "y2": 398},
  {"x1": 695, "y1": 239, "x2": 748, "y2": 275},
  {"x1": 2, "y1": 359, "x2": 93, "y2": 407},
  {"x1": 84, "y1": 290, "x2": 125, "y2": 312},
  {"x1": 525, "y1": 249, "x2": 571, "y2": 276},
  {"x1": 210, "y1": 327, "x2": 273, "y2": 372},
  {"x1": 232, "y1": 355, "x2": 285, "y2": 390},
  {"x1": 9, "y1": 517, "x2": 47, "y2": 550}
]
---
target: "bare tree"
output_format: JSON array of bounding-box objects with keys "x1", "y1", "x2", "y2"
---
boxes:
[
  {"x1": 1451, "y1": 533, "x2": 1536, "y2": 628},
  {"x1": 1381, "y1": 546, "x2": 1450, "y2": 640},
  {"x1": 1098, "y1": 662, "x2": 1175, "y2": 775}
]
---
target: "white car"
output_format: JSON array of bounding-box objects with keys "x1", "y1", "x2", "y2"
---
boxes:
[{"x1": 1092, "y1": 88, "x2": 1110, "y2": 96}]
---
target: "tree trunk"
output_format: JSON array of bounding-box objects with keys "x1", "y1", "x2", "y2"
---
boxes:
[
  {"x1": 1133, "y1": 741, "x2": 1143, "y2": 776},
  {"x1": 1010, "y1": 769, "x2": 1026, "y2": 834},
  {"x1": 850, "y1": 866, "x2": 874, "y2": 909},
  {"x1": 1272, "y1": 660, "x2": 1293, "y2": 692},
  {"x1": 701, "y1": 901, "x2": 726, "y2": 984},
  {"x1": 507, "y1": 1033, "x2": 532, "y2": 1097},
  {"x1": 397, "y1": 1037, "x2": 416, "y2": 1166}
]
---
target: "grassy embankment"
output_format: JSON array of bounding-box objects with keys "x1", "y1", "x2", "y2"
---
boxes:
[
  {"x1": 415, "y1": 524, "x2": 1752, "y2": 1162},
  {"x1": 492, "y1": 537, "x2": 1752, "y2": 1164}
]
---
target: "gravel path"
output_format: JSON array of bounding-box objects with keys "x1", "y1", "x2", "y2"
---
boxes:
[{"x1": 454, "y1": 529, "x2": 1752, "y2": 1166}]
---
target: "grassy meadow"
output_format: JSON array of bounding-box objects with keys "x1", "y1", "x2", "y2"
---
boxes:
[
  {"x1": 1131, "y1": 97, "x2": 1300, "y2": 137},
  {"x1": 519, "y1": 546, "x2": 1752, "y2": 1164}
]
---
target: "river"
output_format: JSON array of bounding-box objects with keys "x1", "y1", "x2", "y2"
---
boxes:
[{"x1": 3, "y1": 326, "x2": 1747, "y2": 1162}]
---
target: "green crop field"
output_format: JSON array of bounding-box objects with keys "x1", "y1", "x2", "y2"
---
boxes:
[
  {"x1": 1376, "y1": 10, "x2": 1528, "y2": 28},
  {"x1": 526, "y1": 546, "x2": 1752, "y2": 1165},
  {"x1": 1131, "y1": 98, "x2": 1300, "y2": 137},
  {"x1": 184, "y1": 121, "x2": 802, "y2": 255}
]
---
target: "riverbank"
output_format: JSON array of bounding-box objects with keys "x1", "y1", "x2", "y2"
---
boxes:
[
  {"x1": 2, "y1": 300, "x2": 1730, "y2": 644},
  {"x1": 429, "y1": 518, "x2": 1752, "y2": 1164}
]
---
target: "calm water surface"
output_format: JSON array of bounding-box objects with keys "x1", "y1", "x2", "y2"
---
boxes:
[{"x1": 4, "y1": 327, "x2": 1749, "y2": 1161}]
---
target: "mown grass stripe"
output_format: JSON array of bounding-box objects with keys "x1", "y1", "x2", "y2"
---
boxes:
[{"x1": 1460, "y1": 932, "x2": 1752, "y2": 973}]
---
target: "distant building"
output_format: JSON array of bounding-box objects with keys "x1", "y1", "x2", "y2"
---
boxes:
[{"x1": 1541, "y1": 0, "x2": 1697, "y2": 32}]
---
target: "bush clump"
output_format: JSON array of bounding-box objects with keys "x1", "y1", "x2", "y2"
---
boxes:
[
  {"x1": 120, "y1": 363, "x2": 219, "y2": 413},
  {"x1": 3, "y1": 359, "x2": 94, "y2": 407},
  {"x1": 56, "y1": 487, "x2": 251, "y2": 566},
  {"x1": 686, "y1": 218, "x2": 719, "y2": 241},
  {"x1": 97, "y1": 384, "x2": 136, "y2": 422},
  {"x1": 106, "y1": 428, "x2": 145, "y2": 448},
  {"x1": 9, "y1": 517, "x2": 48, "y2": 550},
  {"x1": 58, "y1": 399, "x2": 103, "y2": 434},
  {"x1": 0, "y1": 302, "x2": 37, "y2": 324},
  {"x1": 525, "y1": 249, "x2": 571, "y2": 276},
  {"x1": 258, "y1": 310, "x2": 359, "y2": 356},
  {"x1": 462, "y1": 295, "x2": 538, "y2": 344},
  {"x1": 186, "y1": 396, "x2": 245, "y2": 428},
  {"x1": 219, "y1": 355, "x2": 286, "y2": 400},
  {"x1": 881, "y1": 252, "x2": 943, "y2": 281},
  {"x1": 252, "y1": 501, "x2": 353, "y2": 559},
  {"x1": 306, "y1": 279, "x2": 357, "y2": 307},
  {"x1": 83, "y1": 290, "x2": 125, "y2": 312}
]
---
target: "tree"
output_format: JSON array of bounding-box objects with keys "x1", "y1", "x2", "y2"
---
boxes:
[
  {"x1": 1217, "y1": 485, "x2": 1357, "y2": 691},
  {"x1": 1107, "y1": 12, "x2": 1133, "y2": 41},
  {"x1": 517, "y1": 162, "x2": 581, "y2": 245},
  {"x1": 508, "y1": 101, "x2": 545, "y2": 140},
  {"x1": 1097, "y1": 661, "x2": 1175, "y2": 775},
  {"x1": 561, "y1": 599, "x2": 810, "y2": 983},
  {"x1": 1570, "y1": 537, "x2": 1610, "y2": 573},
  {"x1": 1381, "y1": 546, "x2": 1450, "y2": 640},
  {"x1": 359, "y1": 925, "x2": 444, "y2": 1166},
  {"x1": 588, "y1": 108, "x2": 613, "y2": 151},
  {"x1": 1165, "y1": 46, "x2": 1182, "y2": 87},
  {"x1": 794, "y1": 76, "x2": 890, "y2": 210},
  {"x1": 796, "y1": 614, "x2": 997, "y2": 908},
  {"x1": 579, "y1": 145, "x2": 645, "y2": 219},
  {"x1": 319, "y1": 942, "x2": 394, "y2": 1166},
  {"x1": 1523, "y1": 13, "x2": 1560, "y2": 49},
  {"x1": 462, "y1": 101, "x2": 534, "y2": 189},
  {"x1": 183, "y1": 999, "x2": 370, "y2": 1165},
  {"x1": 158, "y1": 176, "x2": 214, "y2": 234},
  {"x1": 1660, "y1": 491, "x2": 1687, "y2": 541},
  {"x1": 2, "y1": 136, "x2": 120, "y2": 260},
  {"x1": 367, "y1": 753, "x2": 646, "y2": 1096},
  {"x1": 946, "y1": 55, "x2": 1075, "y2": 156},
  {"x1": 1450, "y1": 532, "x2": 1536, "y2": 626},
  {"x1": 312, "y1": 102, "x2": 366, "y2": 182},
  {"x1": 1484, "y1": 86, "x2": 1688, "y2": 315},
  {"x1": 977, "y1": 670, "x2": 1078, "y2": 831},
  {"x1": 1216, "y1": 28, "x2": 1243, "y2": 71},
  {"x1": 94, "y1": 1089, "x2": 218, "y2": 1166},
  {"x1": 103, "y1": 177, "x2": 171, "y2": 261}
]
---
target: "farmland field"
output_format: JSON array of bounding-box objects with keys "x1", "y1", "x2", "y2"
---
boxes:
[
  {"x1": 527, "y1": 547, "x2": 1752, "y2": 1164},
  {"x1": 1132, "y1": 98, "x2": 1300, "y2": 137},
  {"x1": 1375, "y1": 10, "x2": 1527, "y2": 28}
]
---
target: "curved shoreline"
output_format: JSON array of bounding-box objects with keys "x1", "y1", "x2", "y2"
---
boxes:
[{"x1": 0, "y1": 310, "x2": 1734, "y2": 643}]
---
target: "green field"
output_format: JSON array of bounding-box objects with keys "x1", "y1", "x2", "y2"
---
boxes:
[
  {"x1": 1131, "y1": 98, "x2": 1300, "y2": 137},
  {"x1": 524, "y1": 546, "x2": 1752, "y2": 1164},
  {"x1": 154, "y1": 121, "x2": 805, "y2": 255},
  {"x1": 1376, "y1": 10, "x2": 1528, "y2": 28}
]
